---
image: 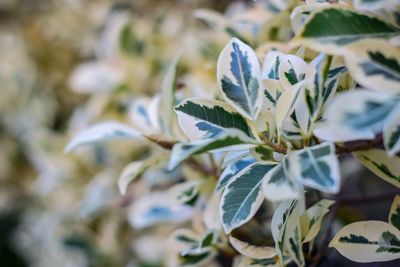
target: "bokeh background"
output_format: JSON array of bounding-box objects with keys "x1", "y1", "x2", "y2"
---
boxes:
[{"x1": 0, "y1": 1, "x2": 398, "y2": 267}]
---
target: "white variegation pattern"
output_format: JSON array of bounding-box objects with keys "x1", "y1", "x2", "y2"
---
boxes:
[
  {"x1": 217, "y1": 38, "x2": 263, "y2": 120},
  {"x1": 354, "y1": 149, "x2": 400, "y2": 188}
]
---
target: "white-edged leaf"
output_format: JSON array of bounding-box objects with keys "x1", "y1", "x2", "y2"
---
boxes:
[
  {"x1": 289, "y1": 142, "x2": 340, "y2": 193},
  {"x1": 292, "y1": 6, "x2": 400, "y2": 53},
  {"x1": 261, "y1": 50, "x2": 285, "y2": 80},
  {"x1": 290, "y1": 3, "x2": 329, "y2": 34},
  {"x1": 354, "y1": 149, "x2": 400, "y2": 188},
  {"x1": 322, "y1": 90, "x2": 397, "y2": 141},
  {"x1": 272, "y1": 200, "x2": 298, "y2": 265},
  {"x1": 329, "y1": 221, "x2": 400, "y2": 262},
  {"x1": 220, "y1": 162, "x2": 276, "y2": 234},
  {"x1": 313, "y1": 123, "x2": 375, "y2": 142},
  {"x1": 275, "y1": 82, "x2": 304, "y2": 130},
  {"x1": 217, "y1": 155, "x2": 256, "y2": 192},
  {"x1": 284, "y1": 201, "x2": 304, "y2": 266},
  {"x1": 300, "y1": 199, "x2": 334, "y2": 243},
  {"x1": 167, "y1": 129, "x2": 258, "y2": 171},
  {"x1": 278, "y1": 54, "x2": 307, "y2": 90},
  {"x1": 389, "y1": 195, "x2": 400, "y2": 231},
  {"x1": 262, "y1": 159, "x2": 299, "y2": 202},
  {"x1": 384, "y1": 104, "x2": 400, "y2": 156},
  {"x1": 128, "y1": 192, "x2": 193, "y2": 229},
  {"x1": 170, "y1": 229, "x2": 217, "y2": 267},
  {"x1": 159, "y1": 54, "x2": 180, "y2": 137},
  {"x1": 229, "y1": 236, "x2": 276, "y2": 260},
  {"x1": 175, "y1": 98, "x2": 254, "y2": 141},
  {"x1": 343, "y1": 39, "x2": 400, "y2": 94},
  {"x1": 222, "y1": 150, "x2": 249, "y2": 169},
  {"x1": 65, "y1": 121, "x2": 140, "y2": 153},
  {"x1": 217, "y1": 38, "x2": 263, "y2": 120},
  {"x1": 118, "y1": 153, "x2": 169, "y2": 195},
  {"x1": 263, "y1": 79, "x2": 284, "y2": 113},
  {"x1": 169, "y1": 180, "x2": 200, "y2": 206},
  {"x1": 129, "y1": 96, "x2": 160, "y2": 134}
]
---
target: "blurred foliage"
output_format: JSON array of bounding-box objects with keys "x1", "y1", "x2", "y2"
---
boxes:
[{"x1": 0, "y1": 1, "x2": 399, "y2": 267}]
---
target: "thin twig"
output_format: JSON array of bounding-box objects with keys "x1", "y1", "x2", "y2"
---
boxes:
[
  {"x1": 335, "y1": 134, "x2": 383, "y2": 154},
  {"x1": 144, "y1": 134, "x2": 176, "y2": 150}
]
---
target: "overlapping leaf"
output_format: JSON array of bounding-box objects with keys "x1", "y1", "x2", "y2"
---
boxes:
[
  {"x1": 293, "y1": 7, "x2": 400, "y2": 53},
  {"x1": 389, "y1": 195, "x2": 400, "y2": 231},
  {"x1": 262, "y1": 158, "x2": 299, "y2": 202},
  {"x1": 167, "y1": 129, "x2": 258, "y2": 170},
  {"x1": 384, "y1": 104, "x2": 400, "y2": 156},
  {"x1": 343, "y1": 39, "x2": 400, "y2": 94},
  {"x1": 118, "y1": 153, "x2": 169, "y2": 194},
  {"x1": 220, "y1": 162, "x2": 276, "y2": 233},
  {"x1": 175, "y1": 98, "x2": 254, "y2": 141},
  {"x1": 321, "y1": 90, "x2": 398, "y2": 141},
  {"x1": 289, "y1": 142, "x2": 340, "y2": 193},
  {"x1": 216, "y1": 155, "x2": 256, "y2": 192},
  {"x1": 217, "y1": 38, "x2": 263, "y2": 120}
]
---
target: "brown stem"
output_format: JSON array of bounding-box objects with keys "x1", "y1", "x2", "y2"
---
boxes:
[
  {"x1": 335, "y1": 134, "x2": 383, "y2": 154},
  {"x1": 144, "y1": 134, "x2": 177, "y2": 150},
  {"x1": 259, "y1": 133, "x2": 287, "y2": 154}
]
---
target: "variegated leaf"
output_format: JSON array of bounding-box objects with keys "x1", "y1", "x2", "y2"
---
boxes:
[
  {"x1": 289, "y1": 142, "x2": 340, "y2": 193},
  {"x1": 271, "y1": 200, "x2": 297, "y2": 263},
  {"x1": 180, "y1": 230, "x2": 218, "y2": 257},
  {"x1": 292, "y1": 7, "x2": 400, "y2": 53},
  {"x1": 384, "y1": 104, "x2": 400, "y2": 156},
  {"x1": 354, "y1": 149, "x2": 400, "y2": 188},
  {"x1": 118, "y1": 153, "x2": 169, "y2": 195},
  {"x1": 222, "y1": 150, "x2": 249, "y2": 169},
  {"x1": 129, "y1": 96, "x2": 160, "y2": 134},
  {"x1": 389, "y1": 195, "x2": 400, "y2": 231},
  {"x1": 343, "y1": 39, "x2": 400, "y2": 94},
  {"x1": 159, "y1": 53, "x2": 180, "y2": 137},
  {"x1": 129, "y1": 192, "x2": 193, "y2": 229},
  {"x1": 278, "y1": 55, "x2": 307, "y2": 90},
  {"x1": 217, "y1": 38, "x2": 263, "y2": 120},
  {"x1": 291, "y1": 3, "x2": 329, "y2": 34},
  {"x1": 220, "y1": 162, "x2": 276, "y2": 234},
  {"x1": 262, "y1": 159, "x2": 299, "y2": 202},
  {"x1": 261, "y1": 50, "x2": 285, "y2": 80},
  {"x1": 167, "y1": 129, "x2": 258, "y2": 171},
  {"x1": 65, "y1": 121, "x2": 140, "y2": 153},
  {"x1": 283, "y1": 201, "x2": 304, "y2": 266},
  {"x1": 171, "y1": 229, "x2": 217, "y2": 267},
  {"x1": 175, "y1": 98, "x2": 254, "y2": 141},
  {"x1": 275, "y1": 82, "x2": 304, "y2": 130},
  {"x1": 169, "y1": 181, "x2": 200, "y2": 206},
  {"x1": 229, "y1": 236, "x2": 276, "y2": 259},
  {"x1": 263, "y1": 79, "x2": 284, "y2": 113},
  {"x1": 322, "y1": 90, "x2": 398, "y2": 140},
  {"x1": 329, "y1": 221, "x2": 400, "y2": 262},
  {"x1": 300, "y1": 199, "x2": 334, "y2": 243},
  {"x1": 217, "y1": 155, "x2": 256, "y2": 192}
]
